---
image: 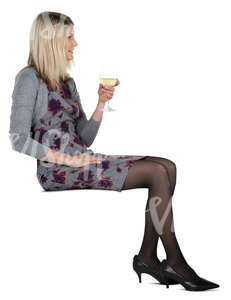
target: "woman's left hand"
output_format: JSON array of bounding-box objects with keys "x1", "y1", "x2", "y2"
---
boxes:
[{"x1": 98, "y1": 79, "x2": 120, "y2": 104}]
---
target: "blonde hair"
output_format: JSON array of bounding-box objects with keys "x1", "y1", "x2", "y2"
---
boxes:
[{"x1": 18, "y1": 11, "x2": 75, "y2": 91}]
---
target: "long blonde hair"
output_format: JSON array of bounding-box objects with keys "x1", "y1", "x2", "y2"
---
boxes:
[{"x1": 18, "y1": 11, "x2": 75, "y2": 91}]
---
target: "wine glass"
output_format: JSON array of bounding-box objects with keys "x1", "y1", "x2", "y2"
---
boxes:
[{"x1": 99, "y1": 64, "x2": 118, "y2": 112}]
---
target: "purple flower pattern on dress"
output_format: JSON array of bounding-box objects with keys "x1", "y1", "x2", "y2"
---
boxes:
[
  {"x1": 72, "y1": 170, "x2": 95, "y2": 188},
  {"x1": 53, "y1": 137, "x2": 61, "y2": 150},
  {"x1": 37, "y1": 127, "x2": 47, "y2": 143},
  {"x1": 60, "y1": 121, "x2": 69, "y2": 133},
  {"x1": 40, "y1": 174, "x2": 47, "y2": 183},
  {"x1": 48, "y1": 98, "x2": 65, "y2": 116},
  {"x1": 73, "y1": 134, "x2": 85, "y2": 147},
  {"x1": 71, "y1": 103, "x2": 79, "y2": 115},
  {"x1": 102, "y1": 160, "x2": 110, "y2": 171},
  {"x1": 52, "y1": 169, "x2": 66, "y2": 184},
  {"x1": 62, "y1": 84, "x2": 72, "y2": 99},
  {"x1": 126, "y1": 159, "x2": 137, "y2": 168},
  {"x1": 116, "y1": 167, "x2": 122, "y2": 173},
  {"x1": 36, "y1": 81, "x2": 147, "y2": 191},
  {"x1": 98, "y1": 176, "x2": 113, "y2": 188}
]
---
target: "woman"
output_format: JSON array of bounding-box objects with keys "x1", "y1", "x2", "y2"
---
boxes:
[{"x1": 9, "y1": 11, "x2": 219, "y2": 291}]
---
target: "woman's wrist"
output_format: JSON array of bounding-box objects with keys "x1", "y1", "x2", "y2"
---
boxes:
[
  {"x1": 44, "y1": 149, "x2": 73, "y2": 166},
  {"x1": 97, "y1": 101, "x2": 106, "y2": 110},
  {"x1": 91, "y1": 101, "x2": 105, "y2": 122},
  {"x1": 56, "y1": 151, "x2": 71, "y2": 165}
]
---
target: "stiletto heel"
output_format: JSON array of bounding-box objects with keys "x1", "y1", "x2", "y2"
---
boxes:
[
  {"x1": 160, "y1": 259, "x2": 220, "y2": 291},
  {"x1": 133, "y1": 255, "x2": 178, "y2": 285},
  {"x1": 135, "y1": 271, "x2": 142, "y2": 283}
]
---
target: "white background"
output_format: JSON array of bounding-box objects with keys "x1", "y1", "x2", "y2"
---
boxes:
[{"x1": 0, "y1": 0, "x2": 230, "y2": 298}]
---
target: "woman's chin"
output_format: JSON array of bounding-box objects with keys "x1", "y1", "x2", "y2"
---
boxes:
[{"x1": 66, "y1": 54, "x2": 74, "y2": 60}]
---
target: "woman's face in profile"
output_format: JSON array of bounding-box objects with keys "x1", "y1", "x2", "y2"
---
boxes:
[{"x1": 65, "y1": 24, "x2": 78, "y2": 60}]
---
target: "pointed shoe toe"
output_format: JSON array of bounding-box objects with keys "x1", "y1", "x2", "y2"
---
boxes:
[{"x1": 161, "y1": 259, "x2": 220, "y2": 291}]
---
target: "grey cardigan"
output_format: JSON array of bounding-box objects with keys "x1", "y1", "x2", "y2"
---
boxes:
[{"x1": 9, "y1": 67, "x2": 102, "y2": 160}]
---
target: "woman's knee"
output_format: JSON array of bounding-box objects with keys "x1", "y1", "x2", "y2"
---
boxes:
[
  {"x1": 164, "y1": 159, "x2": 177, "y2": 195},
  {"x1": 148, "y1": 162, "x2": 170, "y2": 187},
  {"x1": 157, "y1": 157, "x2": 177, "y2": 180},
  {"x1": 145, "y1": 156, "x2": 177, "y2": 178},
  {"x1": 166, "y1": 159, "x2": 177, "y2": 177}
]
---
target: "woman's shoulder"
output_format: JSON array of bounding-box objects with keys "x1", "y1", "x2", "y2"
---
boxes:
[
  {"x1": 15, "y1": 66, "x2": 38, "y2": 81},
  {"x1": 14, "y1": 66, "x2": 39, "y2": 88}
]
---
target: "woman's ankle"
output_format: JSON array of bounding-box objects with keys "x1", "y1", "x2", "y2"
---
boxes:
[{"x1": 137, "y1": 253, "x2": 161, "y2": 265}]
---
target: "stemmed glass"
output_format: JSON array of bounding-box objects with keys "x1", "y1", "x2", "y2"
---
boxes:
[{"x1": 99, "y1": 64, "x2": 118, "y2": 112}]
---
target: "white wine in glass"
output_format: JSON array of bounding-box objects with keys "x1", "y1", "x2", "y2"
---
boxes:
[
  {"x1": 100, "y1": 78, "x2": 117, "y2": 87},
  {"x1": 99, "y1": 78, "x2": 117, "y2": 112},
  {"x1": 99, "y1": 64, "x2": 118, "y2": 112}
]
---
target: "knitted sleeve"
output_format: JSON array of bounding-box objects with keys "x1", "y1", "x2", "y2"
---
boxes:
[
  {"x1": 70, "y1": 79, "x2": 102, "y2": 147},
  {"x1": 9, "y1": 70, "x2": 50, "y2": 160}
]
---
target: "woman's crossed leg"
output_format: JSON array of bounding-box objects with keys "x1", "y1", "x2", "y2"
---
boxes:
[{"x1": 121, "y1": 157, "x2": 199, "y2": 281}]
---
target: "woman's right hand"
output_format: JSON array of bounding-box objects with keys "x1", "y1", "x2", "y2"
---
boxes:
[{"x1": 67, "y1": 153, "x2": 105, "y2": 168}]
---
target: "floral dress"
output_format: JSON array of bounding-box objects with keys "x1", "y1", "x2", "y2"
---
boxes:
[{"x1": 36, "y1": 82, "x2": 148, "y2": 192}]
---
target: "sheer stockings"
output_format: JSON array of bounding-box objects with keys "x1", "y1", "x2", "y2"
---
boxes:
[{"x1": 121, "y1": 156, "x2": 199, "y2": 281}]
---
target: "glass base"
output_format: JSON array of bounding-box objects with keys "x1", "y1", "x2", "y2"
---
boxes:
[{"x1": 100, "y1": 105, "x2": 116, "y2": 112}]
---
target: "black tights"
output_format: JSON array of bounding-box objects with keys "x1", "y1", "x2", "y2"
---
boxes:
[{"x1": 121, "y1": 156, "x2": 199, "y2": 281}]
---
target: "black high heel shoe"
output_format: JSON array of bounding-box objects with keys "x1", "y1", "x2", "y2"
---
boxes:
[
  {"x1": 133, "y1": 255, "x2": 178, "y2": 285},
  {"x1": 160, "y1": 259, "x2": 220, "y2": 291}
]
